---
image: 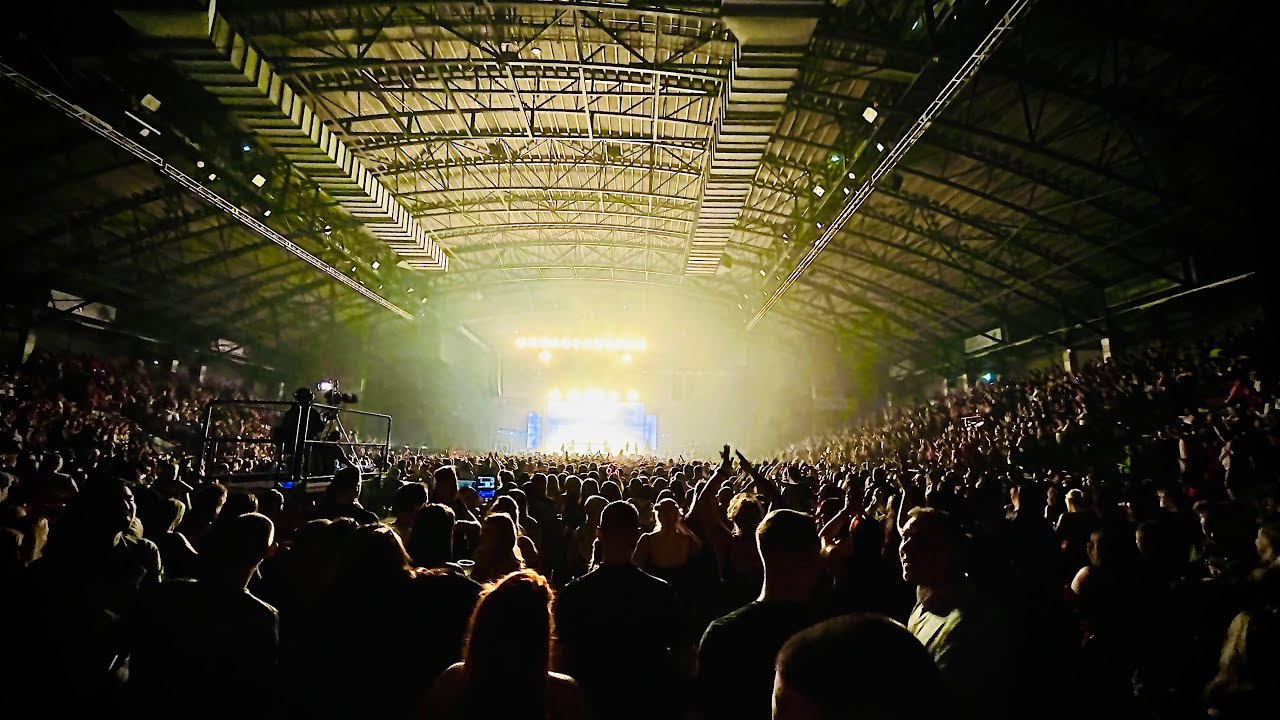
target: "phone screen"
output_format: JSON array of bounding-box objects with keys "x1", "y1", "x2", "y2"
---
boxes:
[{"x1": 476, "y1": 476, "x2": 496, "y2": 501}]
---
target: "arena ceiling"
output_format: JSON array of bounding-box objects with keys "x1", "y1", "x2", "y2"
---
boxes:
[{"x1": 1, "y1": 0, "x2": 1256, "y2": 365}]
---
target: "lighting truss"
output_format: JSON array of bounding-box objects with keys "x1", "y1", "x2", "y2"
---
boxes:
[
  {"x1": 746, "y1": 0, "x2": 1038, "y2": 330},
  {"x1": 0, "y1": 59, "x2": 414, "y2": 321},
  {"x1": 515, "y1": 337, "x2": 648, "y2": 352}
]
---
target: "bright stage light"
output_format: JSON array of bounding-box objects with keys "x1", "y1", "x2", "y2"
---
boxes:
[
  {"x1": 549, "y1": 388, "x2": 561, "y2": 400},
  {"x1": 515, "y1": 336, "x2": 649, "y2": 353},
  {"x1": 539, "y1": 350, "x2": 552, "y2": 363},
  {"x1": 516, "y1": 337, "x2": 527, "y2": 349},
  {"x1": 626, "y1": 389, "x2": 638, "y2": 401},
  {"x1": 621, "y1": 353, "x2": 632, "y2": 364}
]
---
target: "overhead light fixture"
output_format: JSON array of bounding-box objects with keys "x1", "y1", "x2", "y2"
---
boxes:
[
  {"x1": 842, "y1": 187, "x2": 851, "y2": 195},
  {"x1": 196, "y1": 160, "x2": 205, "y2": 169},
  {"x1": 829, "y1": 152, "x2": 842, "y2": 163},
  {"x1": 759, "y1": 268, "x2": 766, "y2": 277},
  {"x1": 813, "y1": 185, "x2": 825, "y2": 197},
  {"x1": 407, "y1": 288, "x2": 415, "y2": 293},
  {"x1": 242, "y1": 143, "x2": 252, "y2": 152},
  {"x1": 262, "y1": 209, "x2": 271, "y2": 217},
  {"x1": 371, "y1": 261, "x2": 380, "y2": 270},
  {"x1": 816, "y1": 222, "x2": 824, "y2": 228},
  {"x1": 620, "y1": 354, "x2": 632, "y2": 364},
  {"x1": 743, "y1": 293, "x2": 749, "y2": 299},
  {"x1": 531, "y1": 47, "x2": 542, "y2": 57},
  {"x1": 140, "y1": 94, "x2": 161, "y2": 112},
  {"x1": 782, "y1": 232, "x2": 789, "y2": 239},
  {"x1": 421, "y1": 297, "x2": 428, "y2": 304},
  {"x1": 539, "y1": 350, "x2": 553, "y2": 363},
  {"x1": 251, "y1": 174, "x2": 267, "y2": 188},
  {"x1": 350, "y1": 266, "x2": 357, "y2": 272},
  {"x1": 139, "y1": 128, "x2": 151, "y2": 137},
  {"x1": 847, "y1": 171, "x2": 856, "y2": 180},
  {"x1": 876, "y1": 142, "x2": 885, "y2": 152},
  {"x1": 207, "y1": 173, "x2": 217, "y2": 181},
  {"x1": 862, "y1": 106, "x2": 878, "y2": 123},
  {"x1": 323, "y1": 224, "x2": 332, "y2": 235},
  {"x1": 737, "y1": 303, "x2": 743, "y2": 310}
]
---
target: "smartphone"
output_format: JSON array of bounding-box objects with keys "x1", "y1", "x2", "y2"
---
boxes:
[{"x1": 476, "y1": 476, "x2": 497, "y2": 501}]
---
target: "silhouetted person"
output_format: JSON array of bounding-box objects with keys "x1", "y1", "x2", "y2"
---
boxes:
[
  {"x1": 901, "y1": 507, "x2": 1012, "y2": 720},
  {"x1": 699, "y1": 509, "x2": 828, "y2": 720},
  {"x1": 129, "y1": 512, "x2": 278, "y2": 720},
  {"x1": 555, "y1": 501, "x2": 691, "y2": 720},
  {"x1": 420, "y1": 570, "x2": 587, "y2": 720},
  {"x1": 773, "y1": 614, "x2": 949, "y2": 720},
  {"x1": 313, "y1": 465, "x2": 377, "y2": 523}
]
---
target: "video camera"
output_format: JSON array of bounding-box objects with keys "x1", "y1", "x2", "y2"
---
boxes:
[{"x1": 316, "y1": 379, "x2": 359, "y2": 405}]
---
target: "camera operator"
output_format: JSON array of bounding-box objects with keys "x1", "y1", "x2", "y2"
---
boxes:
[{"x1": 273, "y1": 388, "x2": 325, "y2": 483}]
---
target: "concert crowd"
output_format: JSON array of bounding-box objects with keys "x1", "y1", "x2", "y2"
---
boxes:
[{"x1": 2, "y1": 328, "x2": 1278, "y2": 719}]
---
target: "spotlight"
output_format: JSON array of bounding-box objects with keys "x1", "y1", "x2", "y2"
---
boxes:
[
  {"x1": 140, "y1": 94, "x2": 161, "y2": 112},
  {"x1": 196, "y1": 160, "x2": 205, "y2": 168},
  {"x1": 847, "y1": 171, "x2": 856, "y2": 180},
  {"x1": 782, "y1": 232, "x2": 789, "y2": 239},
  {"x1": 208, "y1": 173, "x2": 217, "y2": 181},
  {"x1": 324, "y1": 224, "x2": 332, "y2": 235},
  {"x1": 626, "y1": 390, "x2": 638, "y2": 401},
  {"x1": 421, "y1": 297, "x2": 428, "y2": 304},
  {"x1": 876, "y1": 142, "x2": 885, "y2": 152},
  {"x1": 549, "y1": 388, "x2": 561, "y2": 400},
  {"x1": 737, "y1": 303, "x2": 743, "y2": 310},
  {"x1": 371, "y1": 261, "x2": 380, "y2": 270},
  {"x1": 635, "y1": 338, "x2": 647, "y2": 351},
  {"x1": 251, "y1": 174, "x2": 267, "y2": 187},
  {"x1": 842, "y1": 187, "x2": 851, "y2": 195},
  {"x1": 350, "y1": 266, "x2": 357, "y2": 272},
  {"x1": 621, "y1": 354, "x2": 633, "y2": 364},
  {"x1": 816, "y1": 222, "x2": 824, "y2": 229},
  {"x1": 813, "y1": 185, "x2": 825, "y2": 197},
  {"x1": 862, "y1": 106, "x2": 878, "y2": 123},
  {"x1": 539, "y1": 350, "x2": 552, "y2": 363},
  {"x1": 263, "y1": 209, "x2": 271, "y2": 217},
  {"x1": 981, "y1": 371, "x2": 996, "y2": 383},
  {"x1": 759, "y1": 268, "x2": 766, "y2": 277},
  {"x1": 407, "y1": 288, "x2": 415, "y2": 293},
  {"x1": 828, "y1": 152, "x2": 842, "y2": 163},
  {"x1": 242, "y1": 143, "x2": 252, "y2": 152},
  {"x1": 531, "y1": 47, "x2": 542, "y2": 57}
]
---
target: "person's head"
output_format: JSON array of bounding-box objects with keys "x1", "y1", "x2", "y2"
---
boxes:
[
  {"x1": 654, "y1": 497, "x2": 682, "y2": 530},
  {"x1": 729, "y1": 494, "x2": 765, "y2": 535},
  {"x1": 530, "y1": 473, "x2": 548, "y2": 498},
  {"x1": 392, "y1": 482, "x2": 429, "y2": 517},
  {"x1": 584, "y1": 494, "x2": 608, "y2": 526},
  {"x1": 203, "y1": 512, "x2": 274, "y2": 585},
  {"x1": 293, "y1": 387, "x2": 314, "y2": 404},
  {"x1": 222, "y1": 491, "x2": 259, "y2": 519},
  {"x1": 899, "y1": 507, "x2": 966, "y2": 587},
  {"x1": 335, "y1": 523, "x2": 413, "y2": 587},
  {"x1": 774, "y1": 614, "x2": 946, "y2": 720},
  {"x1": 1088, "y1": 525, "x2": 1136, "y2": 569},
  {"x1": 1256, "y1": 523, "x2": 1280, "y2": 566},
  {"x1": 62, "y1": 476, "x2": 136, "y2": 544},
  {"x1": 433, "y1": 465, "x2": 459, "y2": 503},
  {"x1": 462, "y1": 570, "x2": 555, "y2": 691},
  {"x1": 157, "y1": 497, "x2": 186, "y2": 534},
  {"x1": 480, "y1": 512, "x2": 519, "y2": 553},
  {"x1": 330, "y1": 465, "x2": 362, "y2": 504},
  {"x1": 407, "y1": 503, "x2": 456, "y2": 568},
  {"x1": 1065, "y1": 488, "x2": 1086, "y2": 513},
  {"x1": 597, "y1": 500, "x2": 642, "y2": 561},
  {"x1": 757, "y1": 509, "x2": 821, "y2": 597},
  {"x1": 191, "y1": 482, "x2": 228, "y2": 517},
  {"x1": 258, "y1": 488, "x2": 284, "y2": 517}
]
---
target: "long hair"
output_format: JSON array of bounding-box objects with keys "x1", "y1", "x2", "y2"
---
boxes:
[
  {"x1": 461, "y1": 570, "x2": 554, "y2": 714},
  {"x1": 333, "y1": 524, "x2": 414, "y2": 590}
]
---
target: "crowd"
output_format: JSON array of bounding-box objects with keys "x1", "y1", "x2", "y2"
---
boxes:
[{"x1": 2, "y1": 329, "x2": 1279, "y2": 719}]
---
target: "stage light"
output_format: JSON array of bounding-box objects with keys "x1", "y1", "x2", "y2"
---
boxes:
[
  {"x1": 592, "y1": 339, "x2": 604, "y2": 350},
  {"x1": 759, "y1": 268, "x2": 766, "y2": 277},
  {"x1": 243, "y1": 143, "x2": 252, "y2": 152},
  {"x1": 862, "y1": 106, "x2": 878, "y2": 123},
  {"x1": 626, "y1": 390, "x2": 638, "y2": 401},
  {"x1": 636, "y1": 338, "x2": 647, "y2": 351},
  {"x1": 140, "y1": 94, "x2": 161, "y2": 112},
  {"x1": 829, "y1": 152, "x2": 842, "y2": 163},
  {"x1": 196, "y1": 160, "x2": 205, "y2": 169},
  {"x1": 621, "y1": 354, "x2": 632, "y2": 364},
  {"x1": 263, "y1": 209, "x2": 271, "y2": 217},
  {"x1": 848, "y1": 171, "x2": 856, "y2": 180},
  {"x1": 609, "y1": 391, "x2": 620, "y2": 402},
  {"x1": 981, "y1": 371, "x2": 996, "y2": 383},
  {"x1": 843, "y1": 187, "x2": 851, "y2": 195},
  {"x1": 324, "y1": 224, "x2": 333, "y2": 235},
  {"x1": 531, "y1": 47, "x2": 542, "y2": 57},
  {"x1": 407, "y1": 288, "x2": 415, "y2": 293},
  {"x1": 516, "y1": 337, "x2": 528, "y2": 349},
  {"x1": 208, "y1": 173, "x2": 217, "y2": 181},
  {"x1": 539, "y1": 350, "x2": 552, "y2": 363},
  {"x1": 603, "y1": 339, "x2": 616, "y2": 351},
  {"x1": 876, "y1": 142, "x2": 885, "y2": 152},
  {"x1": 350, "y1": 266, "x2": 357, "y2": 273},
  {"x1": 813, "y1": 185, "x2": 825, "y2": 197},
  {"x1": 371, "y1": 261, "x2": 380, "y2": 270},
  {"x1": 251, "y1": 174, "x2": 267, "y2": 187},
  {"x1": 571, "y1": 338, "x2": 582, "y2": 349},
  {"x1": 549, "y1": 388, "x2": 561, "y2": 400}
]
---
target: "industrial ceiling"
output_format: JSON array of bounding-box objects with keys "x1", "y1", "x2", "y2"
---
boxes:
[{"x1": 1, "y1": 0, "x2": 1255, "y2": 364}]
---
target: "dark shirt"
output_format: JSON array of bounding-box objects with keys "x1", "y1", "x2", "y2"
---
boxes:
[
  {"x1": 698, "y1": 600, "x2": 825, "y2": 720},
  {"x1": 129, "y1": 580, "x2": 279, "y2": 720},
  {"x1": 313, "y1": 500, "x2": 378, "y2": 524},
  {"x1": 555, "y1": 563, "x2": 689, "y2": 720}
]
